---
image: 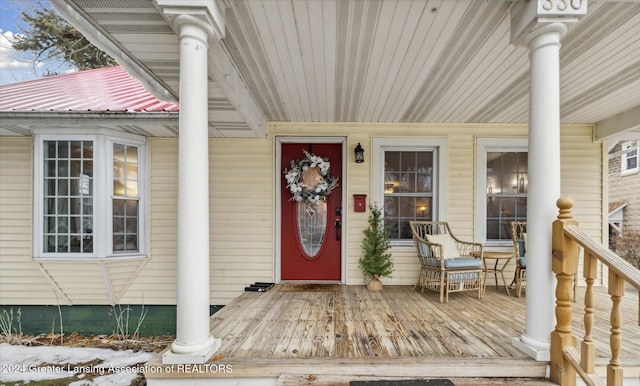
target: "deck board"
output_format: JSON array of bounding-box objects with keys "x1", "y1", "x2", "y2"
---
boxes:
[
  {"x1": 147, "y1": 284, "x2": 639, "y2": 382},
  {"x1": 209, "y1": 284, "x2": 640, "y2": 362},
  {"x1": 212, "y1": 285, "x2": 535, "y2": 359}
]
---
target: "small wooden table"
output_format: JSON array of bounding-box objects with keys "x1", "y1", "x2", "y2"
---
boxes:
[{"x1": 473, "y1": 251, "x2": 514, "y2": 296}]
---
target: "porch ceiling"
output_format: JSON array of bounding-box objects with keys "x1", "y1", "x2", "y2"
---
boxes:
[{"x1": 51, "y1": 0, "x2": 640, "y2": 139}]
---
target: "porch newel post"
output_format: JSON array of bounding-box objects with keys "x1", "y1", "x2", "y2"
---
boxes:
[
  {"x1": 509, "y1": 0, "x2": 587, "y2": 361},
  {"x1": 162, "y1": 12, "x2": 221, "y2": 364}
]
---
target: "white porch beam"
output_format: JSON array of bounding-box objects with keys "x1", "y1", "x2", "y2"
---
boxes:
[
  {"x1": 159, "y1": 7, "x2": 221, "y2": 365},
  {"x1": 510, "y1": 0, "x2": 587, "y2": 362},
  {"x1": 596, "y1": 105, "x2": 640, "y2": 143},
  {"x1": 207, "y1": 40, "x2": 268, "y2": 138},
  {"x1": 158, "y1": 0, "x2": 268, "y2": 138}
]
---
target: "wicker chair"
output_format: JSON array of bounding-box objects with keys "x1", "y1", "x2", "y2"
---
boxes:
[
  {"x1": 409, "y1": 221, "x2": 484, "y2": 303},
  {"x1": 510, "y1": 221, "x2": 577, "y2": 299},
  {"x1": 510, "y1": 221, "x2": 527, "y2": 297}
]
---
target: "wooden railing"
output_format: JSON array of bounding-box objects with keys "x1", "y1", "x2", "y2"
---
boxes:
[{"x1": 550, "y1": 197, "x2": 640, "y2": 386}]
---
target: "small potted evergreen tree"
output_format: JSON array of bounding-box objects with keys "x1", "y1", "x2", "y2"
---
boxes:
[{"x1": 359, "y1": 204, "x2": 394, "y2": 291}]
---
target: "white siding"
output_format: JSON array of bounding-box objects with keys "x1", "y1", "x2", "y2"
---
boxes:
[
  {"x1": 0, "y1": 124, "x2": 604, "y2": 306},
  {"x1": 560, "y1": 126, "x2": 606, "y2": 286},
  {"x1": 209, "y1": 138, "x2": 274, "y2": 304},
  {"x1": 0, "y1": 138, "x2": 59, "y2": 304}
]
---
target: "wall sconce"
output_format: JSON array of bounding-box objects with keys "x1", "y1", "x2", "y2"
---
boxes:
[{"x1": 354, "y1": 143, "x2": 364, "y2": 163}]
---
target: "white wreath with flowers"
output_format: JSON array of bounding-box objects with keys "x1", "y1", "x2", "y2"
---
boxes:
[{"x1": 284, "y1": 150, "x2": 339, "y2": 205}]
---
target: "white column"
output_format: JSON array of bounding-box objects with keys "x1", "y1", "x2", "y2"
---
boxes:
[
  {"x1": 514, "y1": 23, "x2": 566, "y2": 361},
  {"x1": 163, "y1": 14, "x2": 220, "y2": 364},
  {"x1": 509, "y1": 0, "x2": 586, "y2": 362}
]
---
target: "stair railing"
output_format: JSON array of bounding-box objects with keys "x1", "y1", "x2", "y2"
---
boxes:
[{"x1": 550, "y1": 196, "x2": 640, "y2": 386}]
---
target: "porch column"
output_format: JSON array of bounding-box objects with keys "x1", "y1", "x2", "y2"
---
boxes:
[
  {"x1": 161, "y1": 11, "x2": 222, "y2": 364},
  {"x1": 509, "y1": 0, "x2": 587, "y2": 361}
]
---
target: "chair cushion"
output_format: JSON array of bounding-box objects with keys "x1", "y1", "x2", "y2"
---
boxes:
[
  {"x1": 517, "y1": 240, "x2": 526, "y2": 257},
  {"x1": 425, "y1": 257, "x2": 482, "y2": 269},
  {"x1": 519, "y1": 257, "x2": 527, "y2": 268},
  {"x1": 426, "y1": 233, "x2": 458, "y2": 259}
]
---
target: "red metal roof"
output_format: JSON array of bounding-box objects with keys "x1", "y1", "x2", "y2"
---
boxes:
[{"x1": 0, "y1": 66, "x2": 179, "y2": 112}]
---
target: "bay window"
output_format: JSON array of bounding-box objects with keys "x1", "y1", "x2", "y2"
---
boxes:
[{"x1": 35, "y1": 133, "x2": 147, "y2": 259}]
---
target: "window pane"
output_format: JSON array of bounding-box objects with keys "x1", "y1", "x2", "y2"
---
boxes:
[
  {"x1": 57, "y1": 216, "x2": 68, "y2": 233},
  {"x1": 125, "y1": 199, "x2": 137, "y2": 214},
  {"x1": 57, "y1": 235, "x2": 67, "y2": 252},
  {"x1": 113, "y1": 235, "x2": 125, "y2": 251},
  {"x1": 42, "y1": 140, "x2": 93, "y2": 254},
  {"x1": 70, "y1": 141, "x2": 83, "y2": 158},
  {"x1": 126, "y1": 218, "x2": 137, "y2": 233},
  {"x1": 515, "y1": 198, "x2": 527, "y2": 217},
  {"x1": 626, "y1": 147, "x2": 638, "y2": 170},
  {"x1": 416, "y1": 152, "x2": 433, "y2": 193},
  {"x1": 486, "y1": 151, "x2": 527, "y2": 240},
  {"x1": 113, "y1": 200, "x2": 124, "y2": 216},
  {"x1": 114, "y1": 143, "x2": 126, "y2": 162},
  {"x1": 45, "y1": 235, "x2": 56, "y2": 252},
  {"x1": 113, "y1": 199, "x2": 138, "y2": 253},
  {"x1": 125, "y1": 235, "x2": 138, "y2": 251},
  {"x1": 126, "y1": 146, "x2": 138, "y2": 163},
  {"x1": 113, "y1": 216, "x2": 125, "y2": 233},
  {"x1": 416, "y1": 197, "x2": 432, "y2": 219},
  {"x1": 44, "y1": 198, "x2": 56, "y2": 215},
  {"x1": 83, "y1": 217, "x2": 93, "y2": 233},
  {"x1": 384, "y1": 150, "x2": 434, "y2": 240},
  {"x1": 57, "y1": 141, "x2": 68, "y2": 158},
  {"x1": 384, "y1": 218, "x2": 399, "y2": 240},
  {"x1": 58, "y1": 159, "x2": 68, "y2": 177},
  {"x1": 57, "y1": 179, "x2": 68, "y2": 196},
  {"x1": 45, "y1": 160, "x2": 56, "y2": 177},
  {"x1": 113, "y1": 143, "x2": 139, "y2": 198},
  {"x1": 398, "y1": 219, "x2": 412, "y2": 240},
  {"x1": 57, "y1": 198, "x2": 69, "y2": 214}
]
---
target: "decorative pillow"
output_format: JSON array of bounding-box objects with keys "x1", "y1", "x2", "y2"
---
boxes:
[
  {"x1": 522, "y1": 232, "x2": 527, "y2": 257},
  {"x1": 426, "y1": 233, "x2": 458, "y2": 259}
]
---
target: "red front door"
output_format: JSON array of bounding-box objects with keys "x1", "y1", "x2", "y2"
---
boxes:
[{"x1": 280, "y1": 143, "x2": 342, "y2": 281}]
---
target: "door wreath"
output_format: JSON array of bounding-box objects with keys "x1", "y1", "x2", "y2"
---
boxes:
[{"x1": 284, "y1": 150, "x2": 339, "y2": 205}]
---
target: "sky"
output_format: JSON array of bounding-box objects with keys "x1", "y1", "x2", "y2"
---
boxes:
[{"x1": 0, "y1": 0, "x2": 72, "y2": 85}]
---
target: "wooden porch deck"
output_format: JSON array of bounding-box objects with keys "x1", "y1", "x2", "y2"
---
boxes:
[{"x1": 146, "y1": 284, "x2": 639, "y2": 385}]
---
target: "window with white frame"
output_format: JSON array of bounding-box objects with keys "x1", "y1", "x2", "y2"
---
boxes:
[
  {"x1": 476, "y1": 138, "x2": 528, "y2": 244},
  {"x1": 372, "y1": 138, "x2": 448, "y2": 242},
  {"x1": 621, "y1": 140, "x2": 639, "y2": 175},
  {"x1": 35, "y1": 133, "x2": 147, "y2": 259}
]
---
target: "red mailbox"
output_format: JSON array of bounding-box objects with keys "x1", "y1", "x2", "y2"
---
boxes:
[{"x1": 353, "y1": 194, "x2": 367, "y2": 212}]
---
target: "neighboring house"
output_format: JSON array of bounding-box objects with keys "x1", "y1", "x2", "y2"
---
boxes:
[
  {"x1": 608, "y1": 139, "x2": 640, "y2": 248},
  {"x1": 1, "y1": 0, "x2": 639, "y2": 366}
]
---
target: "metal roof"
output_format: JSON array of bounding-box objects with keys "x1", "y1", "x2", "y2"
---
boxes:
[{"x1": 0, "y1": 65, "x2": 179, "y2": 113}]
